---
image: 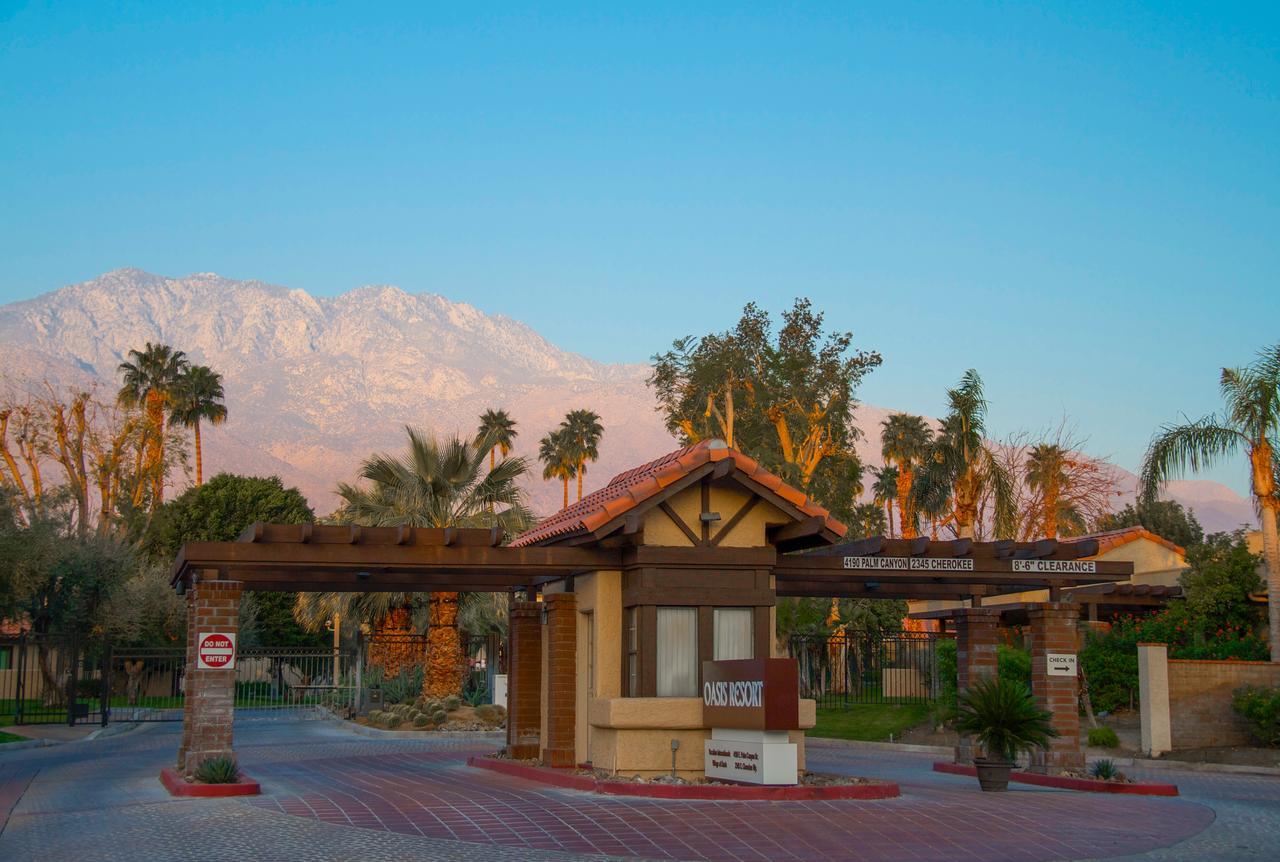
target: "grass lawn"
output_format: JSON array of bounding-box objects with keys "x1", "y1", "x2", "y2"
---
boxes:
[
  {"x1": 0, "y1": 730, "x2": 28, "y2": 744},
  {"x1": 809, "y1": 703, "x2": 931, "y2": 742}
]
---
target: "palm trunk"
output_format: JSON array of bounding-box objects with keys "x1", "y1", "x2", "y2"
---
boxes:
[
  {"x1": 423, "y1": 592, "x2": 463, "y2": 699},
  {"x1": 194, "y1": 421, "x2": 203, "y2": 486},
  {"x1": 896, "y1": 465, "x2": 916, "y2": 539},
  {"x1": 577, "y1": 463, "x2": 584, "y2": 502},
  {"x1": 1259, "y1": 502, "x2": 1280, "y2": 662},
  {"x1": 562, "y1": 476, "x2": 569, "y2": 509}
]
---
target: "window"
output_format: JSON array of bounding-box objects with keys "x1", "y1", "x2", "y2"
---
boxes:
[
  {"x1": 626, "y1": 607, "x2": 639, "y2": 697},
  {"x1": 656, "y1": 607, "x2": 698, "y2": 696},
  {"x1": 713, "y1": 608, "x2": 754, "y2": 661}
]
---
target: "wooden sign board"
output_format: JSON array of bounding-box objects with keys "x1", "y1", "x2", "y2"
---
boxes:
[{"x1": 701, "y1": 658, "x2": 800, "y2": 731}]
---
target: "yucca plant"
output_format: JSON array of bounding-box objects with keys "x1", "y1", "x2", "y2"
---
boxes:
[
  {"x1": 1090, "y1": 758, "x2": 1117, "y2": 781},
  {"x1": 193, "y1": 756, "x2": 241, "y2": 784},
  {"x1": 956, "y1": 677, "x2": 1059, "y2": 764}
]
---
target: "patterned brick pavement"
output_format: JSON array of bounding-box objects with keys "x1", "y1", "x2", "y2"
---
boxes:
[{"x1": 0, "y1": 717, "x2": 1276, "y2": 861}]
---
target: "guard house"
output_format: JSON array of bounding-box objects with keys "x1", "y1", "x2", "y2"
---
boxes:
[{"x1": 170, "y1": 438, "x2": 1132, "y2": 779}]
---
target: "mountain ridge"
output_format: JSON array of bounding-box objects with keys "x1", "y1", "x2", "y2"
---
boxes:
[{"x1": 0, "y1": 269, "x2": 1258, "y2": 533}]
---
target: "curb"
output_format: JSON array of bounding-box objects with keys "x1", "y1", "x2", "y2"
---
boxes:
[
  {"x1": 1107, "y1": 756, "x2": 1280, "y2": 778},
  {"x1": 0, "y1": 737, "x2": 56, "y2": 752},
  {"x1": 159, "y1": 767, "x2": 261, "y2": 797},
  {"x1": 341, "y1": 720, "x2": 505, "y2": 741},
  {"x1": 806, "y1": 737, "x2": 954, "y2": 757},
  {"x1": 470, "y1": 756, "x2": 901, "y2": 800},
  {"x1": 933, "y1": 762, "x2": 1179, "y2": 796}
]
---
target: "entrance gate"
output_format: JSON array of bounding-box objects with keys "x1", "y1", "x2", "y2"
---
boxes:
[{"x1": 789, "y1": 631, "x2": 941, "y2": 707}]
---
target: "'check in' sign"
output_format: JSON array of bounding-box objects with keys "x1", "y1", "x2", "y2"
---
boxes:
[{"x1": 1047, "y1": 653, "x2": 1077, "y2": 677}]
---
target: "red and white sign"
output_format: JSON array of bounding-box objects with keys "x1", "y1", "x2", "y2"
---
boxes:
[{"x1": 197, "y1": 632, "x2": 237, "y2": 670}]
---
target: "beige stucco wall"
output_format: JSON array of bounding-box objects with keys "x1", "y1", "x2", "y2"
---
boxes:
[
  {"x1": 588, "y1": 696, "x2": 817, "y2": 778},
  {"x1": 642, "y1": 483, "x2": 788, "y2": 548},
  {"x1": 573, "y1": 570, "x2": 623, "y2": 760}
]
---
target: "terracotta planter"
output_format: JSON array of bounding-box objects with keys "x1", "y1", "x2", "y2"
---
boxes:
[{"x1": 973, "y1": 758, "x2": 1013, "y2": 792}]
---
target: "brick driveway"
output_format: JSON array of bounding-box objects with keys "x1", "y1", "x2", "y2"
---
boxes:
[{"x1": 1, "y1": 717, "x2": 1276, "y2": 861}]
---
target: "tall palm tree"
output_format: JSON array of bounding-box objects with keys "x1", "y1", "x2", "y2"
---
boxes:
[
  {"x1": 1025, "y1": 444, "x2": 1086, "y2": 539},
  {"x1": 328, "y1": 426, "x2": 534, "y2": 695},
  {"x1": 169, "y1": 365, "x2": 227, "y2": 486},
  {"x1": 881, "y1": 414, "x2": 933, "y2": 539},
  {"x1": 538, "y1": 428, "x2": 576, "y2": 510},
  {"x1": 562, "y1": 409, "x2": 603, "y2": 501},
  {"x1": 476, "y1": 409, "x2": 518, "y2": 471},
  {"x1": 117, "y1": 342, "x2": 188, "y2": 508},
  {"x1": 1141, "y1": 343, "x2": 1280, "y2": 661},
  {"x1": 871, "y1": 466, "x2": 899, "y2": 538},
  {"x1": 934, "y1": 370, "x2": 1014, "y2": 539}
]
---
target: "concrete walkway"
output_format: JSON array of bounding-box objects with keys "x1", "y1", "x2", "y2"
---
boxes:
[{"x1": 0, "y1": 718, "x2": 1276, "y2": 861}]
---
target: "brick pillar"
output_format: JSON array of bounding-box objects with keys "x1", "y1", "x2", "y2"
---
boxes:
[
  {"x1": 1027, "y1": 602, "x2": 1084, "y2": 774},
  {"x1": 506, "y1": 601, "x2": 543, "y2": 759},
  {"x1": 540, "y1": 592, "x2": 577, "y2": 768},
  {"x1": 952, "y1": 607, "x2": 1000, "y2": 764},
  {"x1": 179, "y1": 578, "x2": 242, "y2": 776}
]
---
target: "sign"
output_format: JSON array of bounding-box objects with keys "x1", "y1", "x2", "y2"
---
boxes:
[
  {"x1": 701, "y1": 658, "x2": 800, "y2": 731},
  {"x1": 1012, "y1": 559, "x2": 1097, "y2": 574},
  {"x1": 1047, "y1": 653, "x2": 1078, "y2": 677},
  {"x1": 844, "y1": 556, "x2": 974, "y2": 572},
  {"x1": 704, "y1": 729, "x2": 798, "y2": 785},
  {"x1": 197, "y1": 632, "x2": 237, "y2": 670}
]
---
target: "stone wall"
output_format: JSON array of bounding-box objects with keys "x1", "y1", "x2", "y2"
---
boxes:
[{"x1": 1168, "y1": 658, "x2": 1280, "y2": 749}]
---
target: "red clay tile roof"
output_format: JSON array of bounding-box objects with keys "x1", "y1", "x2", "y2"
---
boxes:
[
  {"x1": 1063, "y1": 526, "x2": 1186, "y2": 558},
  {"x1": 511, "y1": 439, "x2": 847, "y2": 547}
]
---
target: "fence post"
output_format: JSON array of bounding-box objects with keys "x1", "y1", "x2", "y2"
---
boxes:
[
  {"x1": 66, "y1": 634, "x2": 79, "y2": 727},
  {"x1": 14, "y1": 634, "x2": 26, "y2": 725},
  {"x1": 354, "y1": 634, "x2": 364, "y2": 713}
]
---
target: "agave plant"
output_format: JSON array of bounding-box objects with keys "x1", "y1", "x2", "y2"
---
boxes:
[
  {"x1": 1089, "y1": 758, "x2": 1117, "y2": 781},
  {"x1": 955, "y1": 677, "x2": 1058, "y2": 764}
]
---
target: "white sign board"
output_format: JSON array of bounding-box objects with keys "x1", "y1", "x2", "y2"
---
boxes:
[
  {"x1": 1047, "y1": 653, "x2": 1077, "y2": 677},
  {"x1": 704, "y1": 729, "x2": 797, "y2": 785},
  {"x1": 1012, "y1": 559, "x2": 1097, "y2": 574},
  {"x1": 843, "y1": 556, "x2": 974, "y2": 572},
  {"x1": 197, "y1": 632, "x2": 237, "y2": 670}
]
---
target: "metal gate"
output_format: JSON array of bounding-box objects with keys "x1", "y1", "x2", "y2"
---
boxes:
[
  {"x1": 788, "y1": 631, "x2": 941, "y2": 708},
  {"x1": 0, "y1": 635, "x2": 108, "y2": 726}
]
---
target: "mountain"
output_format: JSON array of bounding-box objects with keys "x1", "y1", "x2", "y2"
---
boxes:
[{"x1": 0, "y1": 269, "x2": 1259, "y2": 533}]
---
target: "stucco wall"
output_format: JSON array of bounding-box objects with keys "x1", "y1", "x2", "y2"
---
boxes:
[
  {"x1": 1168, "y1": 659, "x2": 1280, "y2": 749},
  {"x1": 642, "y1": 483, "x2": 789, "y2": 548}
]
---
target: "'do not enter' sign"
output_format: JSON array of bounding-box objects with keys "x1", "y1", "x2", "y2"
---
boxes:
[{"x1": 197, "y1": 632, "x2": 237, "y2": 670}]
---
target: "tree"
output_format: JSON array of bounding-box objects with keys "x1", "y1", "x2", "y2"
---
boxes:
[
  {"x1": 562, "y1": 409, "x2": 603, "y2": 502},
  {"x1": 871, "y1": 466, "x2": 898, "y2": 537},
  {"x1": 329, "y1": 427, "x2": 534, "y2": 696},
  {"x1": 143, "y1": 473, "x2": 318, "y2": 647},
  {"x1": 538, "y1": 427, "x2": 576, "y2": 510},
  {"x1": 117, "y1": 343, "x2": 189, "y2": 509},
  {"x1": 476, "y1": 409, "x2": 518, "y2": 472},
  {"x1": 1180, "y1": 532, "x2": 1264, "y2": 633},
  {"x1": 931, "y1": 370, "x2": 1014, "y2": 540},
  {"x1": 880, "y1": 414, "x2": 933, "y2": 539},
  {"x1": 849, "y1": 503, "x2": 887, "y2": 539},
  {"x1": 650, "y1": 299, "x2": 881, "y2": 524},
  {"x1": 1094, "y1": 500, "x2": 1204, "y2": 550},
  {"x1": 1025, "y1": 445, "x2": 1079, "y2": 539},
  {"x1": 169, "y1": 365, "x2": 227, "y2": 486},
  {"x1": 1141, "y1": 343, "x2": 1280, "y2": 660},
  {"x1": 997, "y1": 424, "x2": 1122, "y2": 541}
]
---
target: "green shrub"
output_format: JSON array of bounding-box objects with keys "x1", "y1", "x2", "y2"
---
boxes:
[
  {"x1": 956, "y1": 677, "x2": 1058, "y2": 763},
  {"x1": 383, "y1": 714, "x2": 403, "y2": 729},
  {"x1": 378, "y1": 666, "x2": 425, "y2": 705},
  {"x1": 367, "y1": 710, "x2": 384, "y2": 723},
  {"x1": 997, "y1": 645, "x2": 1031, "y2": 691},
  {"x1": 412, "y1": 714, "x2": 431, "y2": 728},
  {"x1": 1232, "y1": 685, "x2": 1280, "y2": 747},
  {"x1": 475, "y1": 704, "x2": 498, "y2": 723},
  {"x1": 431, "y1": 707, "x2": 447, "y2": 723},
  {"x1": 1087, "y1": 726, "x2": 1120, "y2": 748},
  {"x1": 194, "y1": 757, "x2": 241, "y2": 784},
  {"x1": 443, "y1": 694, "x2": 461, "y2": 711},
  {"x1": 1089, "y1": 758, "x2": 1117, "y2": 780}
]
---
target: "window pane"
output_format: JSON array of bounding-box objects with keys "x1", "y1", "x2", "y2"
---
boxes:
[
  {"x1": 656, "y1": 607, "x2": 698, "y2": 697},
  {"x1": 714, "y1": 608, "x2": 754, "y2": 661}
]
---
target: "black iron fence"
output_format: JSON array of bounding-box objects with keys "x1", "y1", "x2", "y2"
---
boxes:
[
  {"x1": 0, "y1": 634, "x2": 108, "y2": 726},
  {"x1": 788, "y1": 631, "x2": 943, "y2": 707}
]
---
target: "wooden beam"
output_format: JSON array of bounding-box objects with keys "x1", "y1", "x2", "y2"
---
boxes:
[
  {"x1": 659, "y1": 500, "x2": 703, "y2": 547},
  {"x1": 711, "y1": 496, "x2": 760, "y2": 547},
  {"x1": 766, "y1": 516, "x2": 826, "y2": 545}
]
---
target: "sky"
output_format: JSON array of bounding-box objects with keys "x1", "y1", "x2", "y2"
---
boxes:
[{"x1": 1, "y1": 2, "x2": 1277, "y2": 494}]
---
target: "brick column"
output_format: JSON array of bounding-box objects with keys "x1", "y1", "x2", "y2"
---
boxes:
[
  {"x1": 506, "y1": 601, "x2": 543, "y2": 759},
  {"x1": 952, "y1": 607, "x2": 1000, "y2": 764},
  {"x1": 179, "y1": 578, "x2": 242, "y2": 776},
  {"x1": 1027, "y1": 602, "x2": 1084, "y2": 774},
  {"x1": 540, "y1": 592, "x2": 577, "y2": 768}
]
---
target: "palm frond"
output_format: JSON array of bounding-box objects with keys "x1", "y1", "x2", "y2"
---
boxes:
[{"x1": 1139, "y1": 415, "x2": 1247, "y2": 505}]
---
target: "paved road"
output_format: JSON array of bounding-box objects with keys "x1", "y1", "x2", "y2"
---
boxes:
[{"x1": 0, "y1": 717, "x2": 1275, "y2": 861}]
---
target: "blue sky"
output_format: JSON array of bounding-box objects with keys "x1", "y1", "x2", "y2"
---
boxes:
[{"x1": 1, "y1": 2, "x2": 1277, "y2": 494}]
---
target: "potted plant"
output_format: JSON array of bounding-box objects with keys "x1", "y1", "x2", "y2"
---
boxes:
[{"x1": 956, "y1": 677, "x2": 1058, "y2": 792}]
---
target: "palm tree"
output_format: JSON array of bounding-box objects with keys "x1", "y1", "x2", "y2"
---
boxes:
[
  {"x1": 476, "y1": 409, "x2": 518, "y2": 472},
  {"x1": 1025, "y1": 444, "x2": 1085, "y2": 539},
  {"x1": 1141, "y1": 343, "x2": 1280, "y2": 661},
  {"x1": 538, "y1": 428, "x2": 576, "y2": 510},
  {"x1": 562, "y1": 409, "x2": 603, "y2": 501},
  {"x1": 934, "y1": 370, "x2": 1014, "y2": 539},
  {"x1": 881, "y1": 414, "x2": 933, "y2": 539},
  {"x1": 169, "y1": 365, "x2": 227, "y2": 486},
  {"x1": 117, "y1": 342, "x2": 188, "y2": 508},
  {"x1": 871, "y1": 466, "x2": 899, "y2": 537},
  {"x1": 328, "y1": 426, "x2": 534, "y2": 695}
]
